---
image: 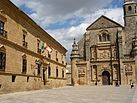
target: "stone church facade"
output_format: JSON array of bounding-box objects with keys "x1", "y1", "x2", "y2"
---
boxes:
[
  {"x1": 71, "y1": 0, "x2": 137, "y2": 86},
  {"x1": 0, "y1": 0, "x2": 67, "y2": 93}
]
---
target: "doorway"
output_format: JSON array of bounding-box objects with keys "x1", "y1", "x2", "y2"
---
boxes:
[{"x1": 102, "y1": 71, "x2": 110, "y2": 85}]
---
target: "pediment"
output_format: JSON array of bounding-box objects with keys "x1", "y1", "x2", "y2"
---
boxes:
[{"x1": 87, "y1": 15, "x2": 123, "y2": 30}]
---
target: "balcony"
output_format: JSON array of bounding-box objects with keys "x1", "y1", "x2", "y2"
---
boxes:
[
  {"x1": 22, "y1": 41, "x2": 28, "y2": 48},
  {"x1": 0, "y1": 29, "x2": 7, "y2": 38}
]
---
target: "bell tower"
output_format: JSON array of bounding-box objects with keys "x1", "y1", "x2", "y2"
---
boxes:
[
  {"x1": 123, "y1": 0, "x2": 137, "y2": 84},
  {"x1": 124, "y1": 0, "x2": 137, "y2": 26},
  {"x1": 123, "y1": 0, "x2": 137, "y2": 55}
]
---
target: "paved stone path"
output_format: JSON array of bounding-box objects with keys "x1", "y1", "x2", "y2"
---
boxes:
[{"x1": 0, "y1": 85, "x2": 136, "y2": 103}]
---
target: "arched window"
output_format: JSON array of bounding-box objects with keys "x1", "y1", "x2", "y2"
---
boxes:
[
  {"x1": 0, "y1": 46, "x2": 6, "y2": 70},
  {"x1": 22, "y1": 54, "x2": 27, "y2": 74},
  {"x1": 98, "y1": 30, "x2": 110, "y2": 42},
  {"x1": 128, "y1": 6, "x2": 132, "y2": 11}
]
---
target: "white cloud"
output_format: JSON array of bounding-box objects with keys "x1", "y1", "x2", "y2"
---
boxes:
[{"x1": 11, "y1": 0, "x2": 113, "y2": 26}]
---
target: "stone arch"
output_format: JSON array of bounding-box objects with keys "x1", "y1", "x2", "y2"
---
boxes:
[
  {"x1": 0, "y1": 45, "x2": 6, "y2": 70},
  {"x1": 0, "y1": 45, "x2": 6, "y2": 52},
  {"x1": 22, "y1": 53, "x2": 27, "y2": 59},
  {"x1": 128, "y1": 6, "x2": 132, "y2": 11},
  {"x1": 98, "y1": 30, "x2": 110, "y2": 42},
  {"x1": 99, "y1": 69, "x2": 111, "y2": 76}
]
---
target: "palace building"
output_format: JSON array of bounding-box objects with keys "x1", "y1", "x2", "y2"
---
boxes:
[
  {"x1": 0, "y1": 0, "x2": 67, "y2": 93},
  {"x1": 71, "y1": 0, "x2": 137, "y2": 86}
]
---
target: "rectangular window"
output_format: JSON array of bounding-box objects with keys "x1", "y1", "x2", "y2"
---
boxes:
[
  {"x1": 61, "y1": 55, "x2": 64, "y2": 64},
  {"x1": 27, "y1": 76, "x2": 29, "y2": 82},
  {"x1": 56, "y1": 68, "x2": 58, "y2": 77},
  {"x1": 56, "y1": 51, "x2": 58, "y2": 62},
  {"x1": 62, "y1": 69, "x2": 64, "y2": 78},
  {"x1": 48, "y1": 66, "x2": 51, "y2": 77},
  {"x1": 37, "y1": 64, "x2": 41, "y2": 75},
  {"x1": 12, "y1": 75, "x2": 16, "y2": 82},
  {"x1": 37, "y1": 39, "x2": 41, "y2": 54},
  {"x1": 48, "y1": 51, "x2": 51, "y2": 59},
  {"x1": 0, "y1": 52, "x2": 6, "y2": 70},
  {"x1": 0, "y1": 21, "x2": 4, "y2": 31},
  {"x1": 22, "y1": 58, "x2": 27, "y2": 74},
  {"x1": 22, "y1": 30, "x2": 28, "y2": 48},
  {"x1": 0, "y1": 21, "x2": 7, "y2": 38}
]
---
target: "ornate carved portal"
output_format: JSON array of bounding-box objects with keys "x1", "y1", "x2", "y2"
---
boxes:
[{"x1": 102, "y1": 71, "x2": 110, "y2": 85}]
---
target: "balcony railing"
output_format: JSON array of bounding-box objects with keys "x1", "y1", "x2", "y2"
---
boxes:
[
  {"x1": 22, "y1": 41, "x2": 28, "y2": 48},
  {"x1": 0, "y1": 29, "x2": 7, "y2": 38}
]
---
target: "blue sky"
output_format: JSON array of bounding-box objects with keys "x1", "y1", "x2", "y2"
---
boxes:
[{"x1": 11, "y1": 0, "x2": 129, "y2": 62}]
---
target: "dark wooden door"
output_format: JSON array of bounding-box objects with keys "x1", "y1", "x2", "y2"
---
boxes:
[{"x1": 102, "y1": 71, "x2": 110, "y2": 85}]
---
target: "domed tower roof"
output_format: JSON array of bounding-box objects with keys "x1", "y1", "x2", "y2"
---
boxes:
[
  {"x1": 125, "y1": 0, "x2": 134, "y2": 2},
  {"x1": 70, "y1": 38, "x2": 80, "y2": 59},
  {"x1": 124, "y1": 0, "x2": 136, "y2": 4}
]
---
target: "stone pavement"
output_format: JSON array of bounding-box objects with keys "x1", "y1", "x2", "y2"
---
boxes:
[{"x1": 0, "y1": 85, "x2": 136, "y2": 103}]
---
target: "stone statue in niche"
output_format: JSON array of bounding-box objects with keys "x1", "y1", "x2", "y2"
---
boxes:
[{"x1": 92, "y1": 49, "x2": 96, "y2": 60}]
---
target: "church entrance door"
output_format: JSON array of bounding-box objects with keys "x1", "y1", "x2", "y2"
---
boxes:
[{"x1": 102, "y1": 71, "x2": 110, "y2": 85}]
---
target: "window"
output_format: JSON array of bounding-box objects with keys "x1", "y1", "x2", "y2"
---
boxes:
[
  {"x1": 22, "y1": 55, "x2": 27, "y2": 74},
  {"x1": 56, "y1": 67, "x2": 58, "y2": 77},
  {"x1": 56, "y1": 51, "x2": 58, "y2": 62},
  {"x1": 128, "y1": 6, "x2": 132, "y2": 11},
  {"x1": 102, "y1": 34, "x2": 107, "y2": 41},
  {"x1": 27, "y1": 76, "x2": 29, "y2": 82},
  {"x1": 135, "y1": 6, "x2": 136, "y2": 13},
  {"x1": 0, "y1": 21, "x2": 7, "y2": 38},
  {"x1": 99, "y1": 35, "x2": 102, "y2": 42},
  {"x1": 107, "y1": 34, "x2": 110, "y2": 41},
  {"x1": 48, "y1": 66, "x2": 51, "y2": 77},
  {"x1": 62, "y1": 69, "x2": 64, "y2": 78},
  {"x1": 0, "y1": 51, "x2": 6, "y2": 70},
  {"x1": 37, "y1": 39, "x2": 41, "y2": 54},
  {"x1": 22, "y1": 30, "x2": 28, "y2": 48},
  {"x1": 0, "y1": 21, "x2": 4, "y2": 32},
  {"x1": 37, "y1": 63, "x2": 41, "y2": 75},
  {"x1": 98, "y1": 33, "x2": 110, "y2": 42},
  {"x1": 61, "y1": 55, "x2": 64, "y2": 64},
  {"x1": 0, "y1": 46, "x2": 6, "y2": 71},
  {"x1": 48, "y1": 51, "x2": 51, "y2": 59},
  {"x1": 12, "y1": 75, "x2": 16, "y2": 82}
]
